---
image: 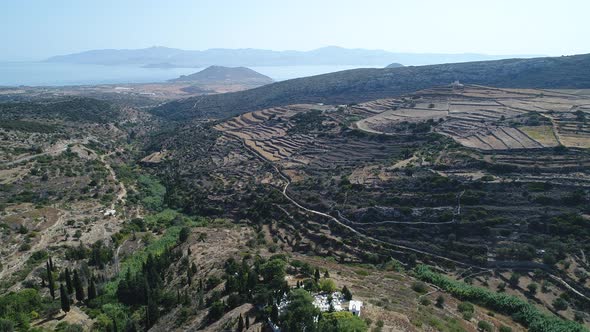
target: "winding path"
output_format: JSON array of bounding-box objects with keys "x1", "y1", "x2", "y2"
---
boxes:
[{"x1": 225, "y1": 131, "x2": 590, "y2": 304}]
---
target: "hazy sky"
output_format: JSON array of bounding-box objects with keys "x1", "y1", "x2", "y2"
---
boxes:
[{"x1": 1, "y1": 0, "x2": 588, "y2": 61}]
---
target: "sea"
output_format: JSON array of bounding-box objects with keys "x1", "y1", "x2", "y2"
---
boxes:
[{"x1": 0, "y1": 62, "x2": 385, "y2": 87}]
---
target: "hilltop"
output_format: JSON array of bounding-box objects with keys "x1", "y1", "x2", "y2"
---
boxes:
[
  {"x1": 169, "y1": 65, "x2": 273, "y2": 86},
  {"x1": 151, "y1": 53, "x2": 590, "y2": 120},
  {"x1": 386, "y1": 62, "x2": 404, "y2": 68}
]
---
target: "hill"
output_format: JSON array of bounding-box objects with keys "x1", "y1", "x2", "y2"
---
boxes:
[
  {"x1": 386, "y1": 62, "x2": 404, "y2": 68},
  {"x1": 169, "y1": 65, "x2": 273, "y2": 85},
  {"x1": 45, "y1": 46, "x2": 538, "y2": 67},
  {"x1": 151, "y1": 53, "x2": 590, "y2": 121}
]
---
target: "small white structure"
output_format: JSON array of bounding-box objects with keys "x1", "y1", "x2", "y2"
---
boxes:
[
  {"x1": 312, "y1": 292, "x2": 344, "y2": 312},
  {"x1": 349, "y1": 300, "x2": 363, "y2": 316},
  {"x1": 103, "y1": 209, "x2": 116, "y2": 217},
  {"x1": 451, "y1": 80, "x2": 464, "y2": 89}
]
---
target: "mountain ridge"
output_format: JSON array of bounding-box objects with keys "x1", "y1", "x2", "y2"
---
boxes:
[
  {"x1": 151, "y1": 53, "x2": 590, "y2": 121},
  {"x1": 45, "y1": 46, "x2": 542, "y2": 67}
]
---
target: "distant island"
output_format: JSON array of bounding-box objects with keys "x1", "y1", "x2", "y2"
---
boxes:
[
  {"x1": 45, "y1": 46, "x2": 542, "y2": 67},
  {"x1": 169, "y1": 66, "x2": 273, "y2": 86},
  {"x1": 386, "y1": 63, "x2": 404, "y2": 68}
]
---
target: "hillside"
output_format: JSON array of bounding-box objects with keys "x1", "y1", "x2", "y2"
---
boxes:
[
  {"x1": 45, "y1": 46, "x2": 537, "y2": 67},
  {"x1": 1, "y1": 86, "x2": 588, "y2": 332},
  {"x1": 151, "y1": 53, "x2": 590, "y2": 121},
  {"x1": 169, "y1": 65, "x2": 273, "y2": 85}
]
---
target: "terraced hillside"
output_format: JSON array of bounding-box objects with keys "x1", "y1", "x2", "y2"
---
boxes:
[
  {"x1": 356, "y1": 85, "x2": 590, "y2": 150},
  {"x1": 152, "y1": 53, "x2": 590, "y2": 121},
  {"x1": 189, "y1": 85, "x2": 590, "y2": 326}
]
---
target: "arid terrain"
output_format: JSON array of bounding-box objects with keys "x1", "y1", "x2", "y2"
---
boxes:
[{"x1": 1, "y1": 58, "x2": 589, "y2": 332}]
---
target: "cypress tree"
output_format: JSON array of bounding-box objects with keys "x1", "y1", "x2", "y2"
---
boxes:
[
  {"x1": 245, "y1": 315, "x2": 250, "y2": 329},
  {"x1": 73, "y1": 270, "x2": 85, "y2": 301},
  {"x1": 187, "y1": 262, "x2": 192, "y2": 286},
  {"x1": 60, "y1": 284, "x2": 70, "y2": 313},
  {"x1": 88, "y1": 277, "x2": 97, "y2": 300},
  {"x1": 342, "y1": 285, "x2": 352, "y2": 301},
  {"x1": 237, "y1": 314, "x2": 244, "y2": 331},
  {"x1": 47, "y1": 261, "x2": 55, "y2": 299},
  {"x1": 314, "y1": 269, "x2": 320, "y2": 282},
  {"x1": 271, "y1": 304, "x2": 279, "y2": 322},
  {"x1": 65, "y1": 268, "x2": 73, "y2": 294}
]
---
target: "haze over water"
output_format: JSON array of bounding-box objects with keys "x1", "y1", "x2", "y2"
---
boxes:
[{"x1": 0, "y1": 62, "x2": 384, "y2": 86}]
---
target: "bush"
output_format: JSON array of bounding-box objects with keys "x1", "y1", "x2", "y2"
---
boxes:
[
  {"x1": 319, "y1": 279, "x2": 336, "y2": 293},
  {"x1": 435, "y1": 295, "x2": 445, "y2": 307},
  {"x1": 0, "y1": 319, "x2": 14, "y2": 332},
  {"x1": 458, "y1": 302, "x2": 474, "y2": 314},
  {"x1": 499, "y1": 326, "x2": 513, "y2": 332},
  {"x1": 207, "y1": 301, "x2": 226, "y2": 322},
  {"x1": 478, "y1": 320, "x2": 493, "y2": 332},
  {"x1": 552, "y1": 297, "x2": 568, "y2": 311},
  {"x1": 178, "y1": 227, "x2": 190, "y2": 243},
  {"x1": 419, "y1": 297, "x2": 431, "y2": 306},
  {"x1": 411, "y1": 281, "x2": 428, "y2": 294},
  {"x1": 415, "y1": 265, "x2": 586, "y2": 332}
]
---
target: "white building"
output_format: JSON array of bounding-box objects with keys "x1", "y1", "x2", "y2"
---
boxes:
[
  {"x1": 312, "y1": 292, "x2": 344, "y2": 312},
  {"x1": 103, "y1": 209, "x2": 116, "y2": 217},
  {"x1": 349, "y1": 300, "x2": 363, "y2": 316}
]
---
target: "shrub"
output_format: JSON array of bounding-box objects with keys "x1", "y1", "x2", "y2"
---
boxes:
[
  {"x1": 458, "y1": 302, "x2": 474, "y2": 314},
  {"x1": 419, "y1": 297, "x2": 431, "y2": 306},
  {"x1": 415, "y1": 265, "x2": 586, "y2": 332},
  {"x1": 552, "y1": 297, "x2": 568, "y2": 311},
  {"x1": 435, "y1": 295, "x2": 445, "y2": 307},
  {"x1": 411, "y1": 281, "x2": 428, "y2": 294},
  {"x1": 478, "y1": 320, "x2": 494, "y2": 332}
]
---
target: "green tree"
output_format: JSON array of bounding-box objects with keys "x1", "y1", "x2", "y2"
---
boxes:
[
  {"x1": 281, "y1": 289, "x2": 320, "y2": 332},
  {"x1": 342, "y1": 286, "x2": 352, "y2": 301},
  {"x1": 508, "y1": 273, "x2": 520, "y2": 288},
  {"x1": 0, "y1": 318, "x2": 14, "y2": 332},
  {"x1": 65, "y1": 268, "x2": 73, "y2": 295},
  {"x1": 435, "y1": 295, "x2": 445, "y2": 308},
  {"x1": 73, "y1": 270, "x2": 84, "y2": 302},
  {"x1": 271, "y1": 304, "x2": 279, "y2": 322},
  {"x1": 527, "y1": 283, "x2": 538, "y2": 296},
  {"x1": 47, "y1": 260, "x2": 55, "y2": 299},
  {"x1": 319, "y1": 279, "x2": 336, "y2": 293},
  {"x1": 314, "y1": 269, "x2": 321, "y2": 282},
  {"x1": 260, "y1": 259, "x2": 286, "y2": 289},
  {"x1": 478, "y1": 320, "x2": 493, "y2": 332},
  {"x1": 553, "y1": 297, "x2": 568, "y2": 311},
  {"x1": 179, "y1": 227, "x2": 190, "y2": 243},
  {"x1": 87, "y1": 278, "x2": 97, "y2": 300},
  {"x1": 207, "y1": 301, "x2": 226, "y2": 322},
  {"x1": 60, "y1": 284, "x2": 70, "y2": 313},
  {"x1": 318, "y1": 311, "x2": 368, "y2": 332},
  {"x1": 245, "y1": 316, "x2": 250, "y2": 329},
  {"x1": 237, "y1": 314, "x2": 244, "y2": 332}
]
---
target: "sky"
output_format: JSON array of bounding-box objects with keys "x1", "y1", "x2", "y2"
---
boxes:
[{"x1": 1, "y1": 0, "x2": 588, "y2": 61}]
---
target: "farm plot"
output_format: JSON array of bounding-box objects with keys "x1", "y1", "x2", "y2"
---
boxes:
[
  {"x1": 354, "y1": 85, "x2": 590, "y2": 151},
  {"x1": 214, "y1": 105, "x2": 323, "y2": 161}
]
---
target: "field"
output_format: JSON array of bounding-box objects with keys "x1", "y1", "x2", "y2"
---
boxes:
[{"x1": 354, "y1": 85, "x2": 590, "y2": 151}]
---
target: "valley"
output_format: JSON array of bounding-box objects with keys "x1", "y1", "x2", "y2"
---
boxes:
[{"x1": 0, "y1": 56, "x2": 589, "y2": 332}]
